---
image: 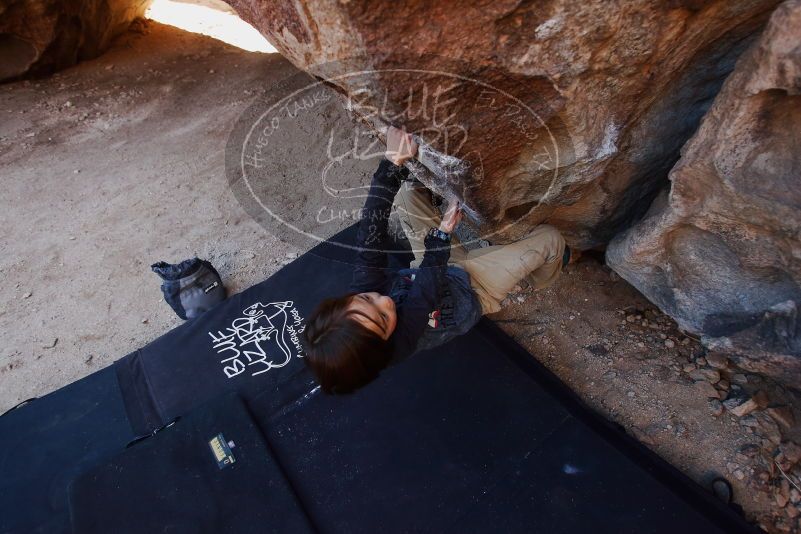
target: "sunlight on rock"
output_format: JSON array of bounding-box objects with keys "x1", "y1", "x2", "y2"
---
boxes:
[{"x1": 146, "y1": 0, "x2": 276, "y2": 53}]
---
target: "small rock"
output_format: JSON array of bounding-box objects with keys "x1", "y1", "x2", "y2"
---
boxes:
[
  {"x1": 680, "y1": 337, "x2": 691, "y2": 346},
  {"x1": 636, "y1": 342, "x2": 645, "y2": 348},
  {"x1": 705, "y1": 352, "x2": 729, "y2": 369},
  {"x1": 731, "y1": 373, "x2": 748, "y2": 385},
  {"x1": 724, "y1": 396, "x2": 747, "y2": 411},
  {"x1": 73, "y1": 169, "x2": 80, "y2": 174},
  {"x1": 626, "y1": 314, "x2": 636, "y2": 323},
  {"x1": 22, "y1": 292, "x2": 32, "y2": 299},
  {"x1": 695, "y1": 380, "x2": 720, "y2": 399},
  {"x1": 758, "y1": 414, "x2": 782, "y2": 445},
  {"x1": 141, "y1": 318, "x2": 149, "y2": 324},
  {"x1": 733, "y1": 469, "x2": 745, "y2": 481},
  {"x1": 753, "y1": 390, "x2": 770, "y2": 409},
  {"x1": 64, "y1": 100, "x2": 72, "y2": 107},
  {"x1": 767, "y1": 406, "x2": 795, "y2": 430},
  {"x1": 730, "y1": 398, "x2": 759, "y2": 417},
  {"x1": 682, "y1": 363, "x2": 697, "y2": 373},
  {"x1": 777, "y1": 491, "x2": 790, "y2": 508},
  {"x1": 695, "y1": 357, "x2": 707, "y2": 366},
  {"x1": 603, "y1": 371, "x2": 617, "y2": 379},
  {"x1": 664, "y1": 339, "x2": 675, "y2": 348},
  {"x1": 708, "y1": 399, "x2": 724, "y2": 416},
  {"x1": 756, "y1": 469, "x2": 771, "y2": 484},
  {"x1": 42, "y1": 338, "x2": 58, "y2": 349},
  {"x1": 627, "y1": 390, "x2": 635, "y2": 398},
  {"x1": 780, "y1": 442, "x2": 801, "y2": 465},
  {"x1": 84, "y1": 355, "x2": 93, "y2": 365},
  {"x1": 717, "y1": 379, "x2": 730, "y2": 391},
  {"x1": 689, "y1": 368, "x2": 720, "y2": 383},
  {"x1": 738, "y1": 443, "x2": 760, "y2": 458},
  {"x1": 786, "y1": 505, "x2": 799, "y2": 519},
  {"x1": 779, "y1": 477, "x2": 791, "y2": 498},
  {"x1": 704, "y1": 369, "x2": 721, "y2": 384}
]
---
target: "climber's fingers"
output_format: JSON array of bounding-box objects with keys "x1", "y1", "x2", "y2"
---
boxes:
[
  {"x1": 439, "y1": 200, "x2": 463, "y2": 233},
  {"x1": 386, "y1": 126, "x2": 418, "y2": 165}
]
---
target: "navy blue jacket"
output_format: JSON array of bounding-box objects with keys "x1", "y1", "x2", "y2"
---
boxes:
[{"x1": 350, "y1": 159, "x2": 483, "y2": 362}]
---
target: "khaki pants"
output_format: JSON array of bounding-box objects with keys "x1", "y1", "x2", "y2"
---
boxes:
[{"x1": 394, "y1": 182, "x2": 565, "y2": 314}]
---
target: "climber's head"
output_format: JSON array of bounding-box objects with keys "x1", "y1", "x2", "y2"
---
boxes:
[{"x1": 304, "y1": 292, "x2": 396, "y2": 393}]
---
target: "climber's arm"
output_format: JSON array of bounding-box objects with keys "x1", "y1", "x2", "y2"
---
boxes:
[
  {"x1": 350, "y1": 128, "x2": 417, "y2": 293},
  {"x1": 350, "y1": 159, "x2": 405, "y2": 293}
]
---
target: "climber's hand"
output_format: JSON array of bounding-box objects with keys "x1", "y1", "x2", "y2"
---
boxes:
[
  {"x1": 439, "y1": 200, "x2": 463, "y2": 234},
  {"x1": 385, "y1": 126, "x2": 418, "y2": 166}
]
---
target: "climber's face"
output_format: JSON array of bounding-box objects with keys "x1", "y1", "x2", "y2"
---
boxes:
[{"x1": 347, "y1": 292, "x2": 397, "y2": 340}]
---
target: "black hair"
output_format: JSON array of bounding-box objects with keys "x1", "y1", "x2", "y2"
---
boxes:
[{"x1": 304, "y1": 293, "x2": 393, "y2": 393}]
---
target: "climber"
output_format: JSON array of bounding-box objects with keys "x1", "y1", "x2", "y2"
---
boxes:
[{"x1": 303, "y1": 126, "x2": 575, "y2": 393}]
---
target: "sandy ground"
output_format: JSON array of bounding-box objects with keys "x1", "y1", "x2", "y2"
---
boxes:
[{"x1": 1, "y1": 19, "x2": 799, "y2": 533}]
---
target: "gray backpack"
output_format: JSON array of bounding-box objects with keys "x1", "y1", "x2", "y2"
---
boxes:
[{"x1": 151, "y1": 258, "x2": 226, "y2": 320}]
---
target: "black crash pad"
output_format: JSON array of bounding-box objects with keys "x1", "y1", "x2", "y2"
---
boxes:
[
  {"x1": 0, "y1": 367, "x2": 134, "y2": 534},
  {"x1": 251, "y1": 320, "x2": 753, "y2": 534},
  {"x1": 1, "y1": 225, "x2": 760, "y2": 533},
  {"x1": 69, "y1": 393, "x2": 314, "y2": 534}
]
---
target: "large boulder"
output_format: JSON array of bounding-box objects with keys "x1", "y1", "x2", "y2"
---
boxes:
[
  {"x1": 225, "y1": 0, "x2": 780, "y2": 247},
  {"x1": 0, "y1": 0, "x2": 149, "y2": 82},
  {"x1": 607, "y1": 0, "x2": 801, "y2": 383}
]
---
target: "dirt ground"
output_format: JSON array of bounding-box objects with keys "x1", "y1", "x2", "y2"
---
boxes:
[{"x1": 1, "y1": 18, "x2": 799, "y2": 533}]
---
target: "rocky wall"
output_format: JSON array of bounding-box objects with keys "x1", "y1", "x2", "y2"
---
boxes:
[
  {"x1": 607, "y1": 0, "x2": 801, "y2": 383},
  {"x1": 225, "y1": 0, "x2": 781, "y2": 247},
  {"x1": 0, "y1": 0, "x2": 149, "y2": 82}
]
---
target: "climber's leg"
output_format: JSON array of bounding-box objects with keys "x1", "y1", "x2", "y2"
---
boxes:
[{"x1": 455, "y1": 224, "x2": 565, "y2": 314}]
